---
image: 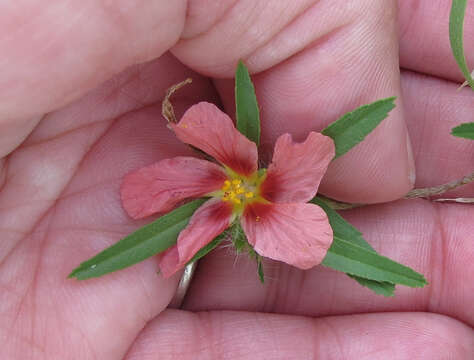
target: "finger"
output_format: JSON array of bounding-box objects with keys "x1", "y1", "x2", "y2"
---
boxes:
[
  {"x1": 0, "y1": 53, "x2": 216, "y2": 265},
  {"x1": 125, "y1": 310, "x2": 474, "y2": 359},
  {"x1": 4, "y1": 1, "x2": 413, "y2": 203},
  {"x1": 401, "y1": 70, "x2": 474, "y2": 197},
  {"x1": 0, "y1": 115, "x2": 43, "y2": 158},
  {"x1": 0, "y1": 1, "x2": 188, "y2": 158},
  {"x1": 0, "y1": 1, "x2": 187, "y2": 121},
  {"x1": 0, "y1": 56, "x2": 220, "y2": 359},
  {"x1": 189, "y1": 0, "x2": 415, "y2": 203},
  {"x1": 398, "y1": 0, "x2": 474, "y2": 82},
  {"x1": 185, "y1": 69, "x2": 474, "y2": 324},
  {"x1": 184, "y1": 200, "x2": 474, "y2": 327}
]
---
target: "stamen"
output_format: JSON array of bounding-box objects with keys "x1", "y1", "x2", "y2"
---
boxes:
[
  {"x1": 232, "y1": 179, "x2": 242, "y2": 186},
  {"x1": 222, "y1": 180, "x2": 231, "y2": 191},
  {"x1": 220, "y1": 176, "x2": 260, "y2": 206},
  {"x1": 255, "y1": 216, "x2": 261, "y2": 222}
]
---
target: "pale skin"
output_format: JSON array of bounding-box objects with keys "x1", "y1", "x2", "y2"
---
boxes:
[{"x1": 0, "y1": 0, "x2": 473, "y2": 358}]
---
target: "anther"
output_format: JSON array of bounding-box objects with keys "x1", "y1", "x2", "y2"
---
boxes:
[
  {"x1": 232, "y1": 179, "x2": 242, "y2": 186},
  {"x1": 222, "y1": 180, "x2": 231, "y2": 191},
  {"x1": 245, "y1": 192, "x2": 254, "y2": 198}
]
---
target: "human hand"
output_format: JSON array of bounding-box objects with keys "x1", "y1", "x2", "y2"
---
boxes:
[{"x1": 0, "y1": 1, "x2": 473, "y2": 358}]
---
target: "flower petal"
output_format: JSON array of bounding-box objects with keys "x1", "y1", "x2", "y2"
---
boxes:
[
  {"x1": 172, "y1": 102, "x2": 258, "y2": 176},
  {"x1": 159, "y1": 198, "x2": 233, "y2": 277},
  {"x1": 121, "y1": 156, "x2": 227, "y2": 219},
  {"x1": 241, "y1": 202, "x2": 333, "y2": 269},
  {"x1": 158, "y1": 246, "x2": 180, "y2": 278},
  {"x1": 260, "y1": 132, "x2": 335, "y2": 203}
]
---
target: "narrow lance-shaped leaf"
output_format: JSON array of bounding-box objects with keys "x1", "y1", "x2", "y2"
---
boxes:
[
  {"x1": 322, "y1": 236, "x2": 427, "y2": 288},
  {"x1": 322, "y1": 97, "x2": 396, "y2": 158},
  {"x1": 312, "y1": 197, "x2": 395, "y2": 296},
  {"x1": 312, "y1": 197, "x2": 368, "y2": 248},
  {"x1": 347, "y1": 275, "x2": 395, "y2": 297},
  {"x1": 69, "y1": 198, "x2": 207, "y2": 280},
  {"x1": 314, "y1": 197, "x2": 426, "y2": 288},
  {"x1": 451, "y1": 122, "x2": 474, "y2": 140},
  {"x1": 235, "y1": 60, "x2": 261, "y2": 145},
  {"x1": 449, "y1": 0, "x2": 474, "y2": 90}
]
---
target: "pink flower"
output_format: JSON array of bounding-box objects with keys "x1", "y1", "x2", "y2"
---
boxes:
[{"x1": 121, "y1": 102, "x2": 336, "y2": 277}]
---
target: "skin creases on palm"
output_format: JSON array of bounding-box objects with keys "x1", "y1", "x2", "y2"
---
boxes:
[{"x1": 0, "y1": 0, "x2": 473, "y2": 358}]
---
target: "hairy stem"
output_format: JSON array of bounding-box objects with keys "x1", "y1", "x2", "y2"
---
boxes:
[
  {"x1": 325, "y1": 170, "x2": 474, "y2": 210},
  {"x1": 404, "y1": 170, "x2": 474, "y2": 198}
]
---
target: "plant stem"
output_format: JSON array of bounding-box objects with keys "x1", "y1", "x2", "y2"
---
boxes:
[
  {"x1": 162, "y1": 78, "x2": 192, "y2": 124},
  {"x1": 325, "y1": 170, "x2": 474, "y2": 210},
  {"x1": 404, "y1": 170, "x2": 474, "y2": 199}
]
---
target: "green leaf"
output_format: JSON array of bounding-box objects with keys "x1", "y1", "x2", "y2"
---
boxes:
[
  {"x1": 348, "y1": 275, "x2": 395, "y2": 297},
  {"x1": 315, "y1": 196, "x2": 425, "y2": 289},
  {"x1": 257, "y1": 258, "x2": 265, "y2": 284},
  {"x1": 451, "y1": 122, "x2": 474, "y2": 139},
  {"x1": 187, "y1": 231, "x2": 227, "y2": 264},
  {"x1": 322, "y1": 97, "x2": 396, "y2": 158},
  {"x1": 235, "y1": 60, "x2": 261, "y2": 145},
  {"x1": 312, "y1": 197, "x2": 369, "y2": 249},
  {"x1": 69, "y1": 198, "x2": 207, "y2": 280},
  {"x1": 449, "y1": 0, "x2": 474, "y2": 90},
  {"x1": 312, "y1": 197, "x2": 395, "y2": 296},
  {"x1": 322, "y1": 236, "x2": 427, "y2": 287}
]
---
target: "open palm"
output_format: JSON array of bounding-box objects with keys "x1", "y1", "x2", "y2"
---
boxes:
[{"x1": 1, "y1": 1, "x2": 473, "y2": 358}]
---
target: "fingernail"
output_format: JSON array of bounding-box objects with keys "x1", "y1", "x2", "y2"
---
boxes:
[{"x1": 406, "y1": 133, "x2": 416, "y2": 186}]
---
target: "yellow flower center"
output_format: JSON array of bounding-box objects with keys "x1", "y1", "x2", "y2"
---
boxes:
[
  {"x1": 221, "y1": 178, "x2": 256, "y2": 205},
  {"x1": 206, "y1": 168, "x2": 268, "y2": 216},
  {"x1": 209, "y1": 168, "x2": 269, "y2": 215}
]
